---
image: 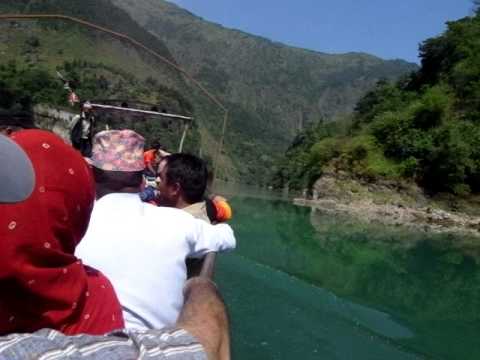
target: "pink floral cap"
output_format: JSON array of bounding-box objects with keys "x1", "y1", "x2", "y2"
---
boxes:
[{"x1": 90, "y1": 130, "x2": 145, "y2": 172}]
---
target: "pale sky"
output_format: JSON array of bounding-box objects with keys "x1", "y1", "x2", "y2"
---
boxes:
[{"x1": 168, "y1": 0, "x2": 474, "y2": 63}]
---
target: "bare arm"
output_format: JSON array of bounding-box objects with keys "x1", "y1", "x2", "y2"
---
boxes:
[
  {"x1": 147, "y1": 162, "x2": 157, "y2": 175},
  {"x1": 176, "y1": 276, "x2": 230, "y2": 360},
  {"x1": 200, "y1": 253, "x2": 216, "y2": 278},
  {"x1": 187, "y1": 252, "x2": 216, "y2": 279}
]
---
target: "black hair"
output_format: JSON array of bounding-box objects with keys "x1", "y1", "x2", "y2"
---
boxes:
[
  {"x1": 150, "y1": 141, "x2": 166, "y2": 151},
  {"x1": 92, "y1": 167, "x2": 143, "y2": 192},
  {"x1": 0, "y1": 110, "x2": 36, "y2": 128},
  {"x1": 164, "y1": 153, "x2": 208, "y2": 204},
  {"x1": 205, "y1": 198, "x2": 218, "y2": 223}
]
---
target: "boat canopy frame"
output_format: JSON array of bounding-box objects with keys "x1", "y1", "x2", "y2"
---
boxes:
[{"x1": 88, "y1": 102, "x2": 193, "y2": 152}]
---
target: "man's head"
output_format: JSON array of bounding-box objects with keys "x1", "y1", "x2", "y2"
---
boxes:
[
  {"x1": 92, "y1": 167, "x2": 144, "y2": 197},
  {"x1": 0, "y1": 110, "x2": 36, "y2": 136},
  {"x1": 90, "y1": 129, "x2": 145, "y2": 198},
  {"x1": 156, "y1": 153, "x2": 208, "y2": 208},
  {"x1": 82, "y1": 101, "x2": 93, "y2": 114},
  {"x1": 150, "y1": 142, "x2": 170, "y2": 160},
  {"x1": 150, "y1": 141, "x2": 162, "y2": 151}
]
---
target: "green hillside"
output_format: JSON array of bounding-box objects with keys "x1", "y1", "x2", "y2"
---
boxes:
[
  {"x1": 275, "y1": 9, "x2": 480, "y2": 198},
  {"x1": 110, "y1": 0, "x2": 418, "y2": 184},
  {"x1": 0, "y1": 0, "x2": 202, "y2": 153}
]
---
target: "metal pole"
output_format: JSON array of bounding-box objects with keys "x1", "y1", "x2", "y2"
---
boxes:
[
  {"x1": 90, "y1": 103, "x2": 193, "y2": 121},
  {"x1": 212, "y1": 110, "x2": 229, "y2": 187},
  {"x1": 178, "y1": 122, "x2": 189, "y2": 152}
]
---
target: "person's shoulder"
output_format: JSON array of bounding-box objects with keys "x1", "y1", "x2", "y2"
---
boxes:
[
  {"x1": 145, "y1": 203, "x2": 195, "y2": 220},
  {"x1": 184, "y1": 201, "x2": 211, "y2": 223}
]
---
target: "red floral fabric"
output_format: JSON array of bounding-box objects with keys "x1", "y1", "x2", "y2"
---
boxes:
[{"x1": 0, "y1": 130, "x2": 124, "y2": 335}]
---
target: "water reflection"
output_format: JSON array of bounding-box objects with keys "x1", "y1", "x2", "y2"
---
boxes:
[{"x1": 219, "y1": 196, "x2": 480, "y2": 360}]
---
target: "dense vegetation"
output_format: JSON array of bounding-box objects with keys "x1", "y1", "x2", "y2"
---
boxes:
[
  {"x1": 275, "y1": 9, "x2": 480, "y2": 196},
  {"x1": 0, "y1": 57, "x2": 200, "y2": 153}
]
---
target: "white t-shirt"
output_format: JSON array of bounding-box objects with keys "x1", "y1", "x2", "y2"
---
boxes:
[
  {"x1": 75, "y1": 193, "x2": 236, "y2": 330},
  {"x1": 80, "y1": 117, "x2": 91, "y2": 139}
]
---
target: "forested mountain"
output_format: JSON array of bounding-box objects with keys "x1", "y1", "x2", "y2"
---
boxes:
[
  {"x1": 0, "y1": 0, "x2": 416, "y2": 183},
  {"x1": 108, "y1": 0, "x2": 417, "y2": 183},
  {"x1": 276, "y1": 9, "x2": 480, "y2": 197}
]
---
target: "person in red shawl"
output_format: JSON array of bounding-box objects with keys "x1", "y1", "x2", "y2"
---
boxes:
[{"x1": 0, "y1": 129, "x2": 124, "y2": 335}]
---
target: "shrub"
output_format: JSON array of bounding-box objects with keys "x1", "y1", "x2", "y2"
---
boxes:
[
  {"x1": 309, "y1": 137, "x2": 340, "y2": 164},
  {"x1": 399, "y1": 157, "x2": 419, "y2": 178}
]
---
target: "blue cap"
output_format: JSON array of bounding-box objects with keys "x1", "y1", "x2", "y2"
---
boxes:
[{"x1": 0, "y1": 134, "x2": 35, "y2": 203}]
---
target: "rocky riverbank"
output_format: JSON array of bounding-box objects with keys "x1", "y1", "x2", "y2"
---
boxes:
[{"x1": 294, "y1": 171, "x2": 480, "y2": 237}]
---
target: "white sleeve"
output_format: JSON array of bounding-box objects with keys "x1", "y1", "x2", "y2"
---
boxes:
[
  {"x1": 187, "y1": 219, "x2": 236, "y2": 258},
  {"x1": 70, "y1": 115, "x2": 81, "y2": 129}
]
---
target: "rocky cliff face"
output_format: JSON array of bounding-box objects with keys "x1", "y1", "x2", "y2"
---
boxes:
[
  {"x1": 295, "y1": 171, "x2": 480, "y2": 237},
  {"x1": 34, "y1": 105, "x2": 76, "y2": 143}
]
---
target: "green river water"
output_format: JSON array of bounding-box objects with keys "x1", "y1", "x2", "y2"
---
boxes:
[{"x1": 215, "y1": 194, "x2": 480, "y2": 360}]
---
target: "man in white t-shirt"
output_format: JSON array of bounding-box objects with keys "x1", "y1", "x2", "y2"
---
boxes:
[{"x1": 75, "y1": 130, "x2": 236, "y2": 330}]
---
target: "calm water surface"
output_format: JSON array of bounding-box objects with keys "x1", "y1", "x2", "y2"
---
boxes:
[{"x1": 215, "y1": 194, "x2": 480, "y2": 360}]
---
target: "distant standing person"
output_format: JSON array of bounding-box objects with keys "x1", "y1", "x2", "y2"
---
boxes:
[{"x1": 71, "y1": 101, "x2": 95, "y2": 157}]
